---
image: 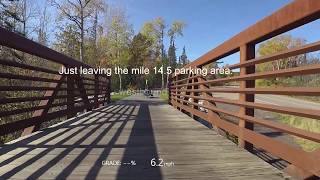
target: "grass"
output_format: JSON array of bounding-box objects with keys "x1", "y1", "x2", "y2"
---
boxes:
[
  {"x1": 111, "y1": 93, "x2": 130, "y2": 102},
  {"x1": 159, "y1": 91, "x2": 169, "y2": 101},
  {"x1": 290, "y1": 96, "x2": 320, "y2": 103},
  {"x1": 277, "y1": 114, "x2": 320, "y2": 152}
]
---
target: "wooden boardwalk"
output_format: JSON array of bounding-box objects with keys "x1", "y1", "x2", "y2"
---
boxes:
[{"x1": 0, "y1": 94, "x2": 287, "y2": 180}]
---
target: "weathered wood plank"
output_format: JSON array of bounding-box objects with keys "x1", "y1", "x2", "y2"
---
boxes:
[{"x1": 0, "y1": 94, "x2": 287, "y2": 179}]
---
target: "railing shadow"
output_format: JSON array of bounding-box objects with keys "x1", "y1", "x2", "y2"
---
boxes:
[
  {"x1": 116, "y1": 103, "x2": 162, "y2": 180},
  {"x1": 0, "y1": 100, "x2": 162, "y2": 179}
]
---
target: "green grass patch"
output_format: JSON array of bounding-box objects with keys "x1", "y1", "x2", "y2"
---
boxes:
[
  {"x1": 277, "y1": 114, "x2": 320, "y2": 152},
  {"x1": 159, "y1": 91, "x2": 168, "y2": 101},
  {"x1": 111, "y1": 93, "x2": 130, "y2": 102}
]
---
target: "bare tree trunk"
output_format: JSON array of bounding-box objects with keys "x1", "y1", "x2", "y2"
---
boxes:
[
  {"x1": 22, "y1": 0, "x2": 27, "y2": 36},
  {"x1": 276, "y1": 60, "x2": 281, "y2": 70},
  {"x1": 161, "y1": 73, "x2": 164, "y2": 89},
  {"x1": 80, "y1": 9, "x2": 84, "y2": 62},
  {"x1": 119, "y1": 74, "x2": 122, "y2": 91},
  {"x1": 38, "y1": 0, "x2": 48, "y2": 45},
  {"x1": 166, "y1": 73, "x2": 169, "y2": 89},
  {"x1": 21, "y1": 0, "x2": 27, "y2": 61},
  {"x1": 161, "y1": 29, "x2": 165, "y2": 89},
  {"x1": 93, "y1": 10, "x2": 98, "y2": 45}
]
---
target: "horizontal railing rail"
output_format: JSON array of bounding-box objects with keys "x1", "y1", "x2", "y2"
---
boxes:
[
  {"x1": 0, "y1": 27, "x2": 111, "y2": 138},
  {"x1": 168, "y1": 0, "x2": 320, "y2": 178}
]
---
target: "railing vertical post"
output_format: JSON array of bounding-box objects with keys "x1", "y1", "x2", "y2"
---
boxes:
[
  {"x1": 190, "y1": 73, "x2": 195, "y2": 118},
  {"x1": 168, "y1": 74, "x2": 172, "y2": 105},
  {"x1": 21, "y1": 75, "x2": 64, "y2": 136},
  {"x1": 67, "y1": 70, "x2": 75, "y2": 118},
  {"x1": 76, "y1": 75, "x2": 92, "y2": 111},
  {"x1": 94, "y1": 75, "x2": 99, "y2": 108},
  {"x1": 106, "y1": 76, "x2": 111, "y2": 104},
  {"x1": 238, "y1": 44, "x2": 255, "y2": 151},
  {"x1": 175, "y1": 75, "x2": 179, "y2": 110},
  {"x1": 101, "y1": 76, "x2": 110, "y2": 106}
]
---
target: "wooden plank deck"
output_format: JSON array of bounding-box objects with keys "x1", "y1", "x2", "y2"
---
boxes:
[{"x1": 0, "y1": 94, "x2": 287, "y2": 180}]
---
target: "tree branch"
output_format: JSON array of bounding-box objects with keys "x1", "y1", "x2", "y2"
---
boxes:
[
  {"x1": 84, "y1": 0, "x2": 92, "y2": 8},
  {"x1": 67, "y1": 0, "x2": 80, "y2": 11},
  {"x1": 52, "y1": 0, "x2": 81, "y2": 28}
]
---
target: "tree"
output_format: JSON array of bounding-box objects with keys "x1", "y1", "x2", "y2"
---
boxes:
[
  {"x1": 168, "y1": 21, "x2": 185, "y2": 47},
  {"x1": 51, "y1": 0, "x2": 103, "y2": 62},
  {"x1": 126, "y1": 33, "x2": 152, "y2": 88},
  {"x1": 141, "y1": 18, "x2": 167, "y2": 88},
  {"x1": 54, "y1": 24, "x2": 81, "y2": 59},
  {"x1": 102, "y1": 7, "x2": 133, "y2": 91},
  {"x1": 153, "y1": 18, "x2": 166, "y2": 88},
  {"x1": 0, "y1": 0, "x2": 37, "y2": 61},
  {"x1": 0, "y1": 0, "x2": 25, "y2": 34},
  {"x1": 258, "y1": 35, "x2": 306, "y2": 72},
  {"x1": 167, "y1": 21, "x2": 185, "y2": 67},
  {"x1": 90, "y1": 0, "x2": 106, "y2": 45},
  {"x1": 179, "y1": 46, "x2": 188, "y2": 66},
  {"x1": 85, "y1": 1, "x2": 106, "y2": 66},
  {"x1": 257, "y1": 35, "x2": 307, "y2": 86},
  {"x1": 141, "y1": 21, "x2": 159, "y2": 59},
  {"x1": 154, "y1": 18, "x2": 166, "y2": 60},
  {"x1": 168, "y1": 42, "x2": 177, "y2": 68},
  {"x1": 37, "y1": 0, "x2": 50, "y2": 45},
  {"x1": 129, "y1": 33, "x2": 151, "y2": 66},
  {"x1": 0, "y1": 0, "x2": 25, "y2": 61}
]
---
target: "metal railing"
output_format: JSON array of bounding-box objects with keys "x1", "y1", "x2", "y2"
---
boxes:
[
  {"x1": 0, "y1": 27, "x2": 111, "y2": 137},
  {"x1": 168, "y1": 0, "x2": 320, "y2": 178}
]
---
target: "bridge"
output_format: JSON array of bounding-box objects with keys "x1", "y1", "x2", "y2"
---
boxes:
[{"x1": 0, "y1": 0, "x2": 320, "y2": 179}]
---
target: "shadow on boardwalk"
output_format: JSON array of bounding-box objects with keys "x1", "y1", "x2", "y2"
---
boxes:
[
  {"x1": 0, "y1": 100, "x2": 162, "y2": 179},
  {"x1": 0, "y1": 95, "x2": 285, "y2": 180}
]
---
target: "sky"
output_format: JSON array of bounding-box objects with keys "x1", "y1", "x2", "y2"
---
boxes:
[
  {"x1": 107, "y1": 0, "x2": 320, "y2": 65},
  {"x1": 33, "y1": 0, "x2": 320, "y2": 65}
]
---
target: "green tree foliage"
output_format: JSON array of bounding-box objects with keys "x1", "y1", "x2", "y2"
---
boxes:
[
  {"x1": 0, "y1": 0, "x2": 26, "y2": 35},
  {"x1": 257, "y1": 35, "x2": 320, "y2": 87},
  {"x1": 101, "y1": 7, "x2": 133, "y2": 91},
  {"x1": 257, "y1": 35, "x2": 306, "y2": 72},
  {"x1": 126, "y1": 33, "x2": 151, "y2": 88},
  {"x1": 0, "y1": 0, "x2": 33, "y2": 61},
  {"x1": 140, "y1": 18, "x2": 165, "y2": 60},
  {"x1": 141, "y1": 18, "x2": 170, "y2": 88},
  {"x1": 178, "y1": 46, "x2": 188, "y2": 66},
  {"x1": 0, "y1": 1, "x2": 190, "y2": 144},
  {"x1": 167, "y1": 21, "x2": 185, "y2": 68},
  {"x1": 139, "y1": 19, "x2": 186, "y2": 89},
  {"x1": 52, "y1": 0, "x2": 106, "y2": 62},
  {"x1": 128, "y1": 33, "x2": 151, "y2": 67},
  {"x1": 168, "y1": 42, "x2": 177, "y2": 68},
  {"x1": 1, "y1": 1, "x2": 187, "y2": 94},
  {"x1": 54, "y1": 24, "x2": 81, "y2": 59},
  {"x1": 168, "y1": 21, "x2": 185, "y2": 46}
]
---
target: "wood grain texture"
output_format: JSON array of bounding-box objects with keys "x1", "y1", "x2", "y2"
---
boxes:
[{"x1": 0, "y1": 94, "x2": 287, "y2": 180}]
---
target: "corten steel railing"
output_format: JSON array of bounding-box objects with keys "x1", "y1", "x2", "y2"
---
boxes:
[
  {"x1": 0, "y1": 27, "x2": 111, "y2": 138},
  {"x1": 169, "y1": 0, "x2": 320, "y2": 178}
]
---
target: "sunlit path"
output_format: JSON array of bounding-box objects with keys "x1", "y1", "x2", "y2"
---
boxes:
[{"x1": 0, "y1": 94, "x2": 285, "y2": 179}]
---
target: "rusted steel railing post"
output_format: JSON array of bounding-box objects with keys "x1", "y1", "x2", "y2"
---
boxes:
[
  {"x1": 173, "y1": 75, "x2": 178, "y2": 109},
  {"x1": 238, "y1": 44, "x2": 255, "y2": 151},
  {"x1": 0, "y1": 27, "x2": 116, "y2": 138},
  {"x1": 21, "y1": 75, "x2": 64, "y2": 136},
  {"x1": 67, "y1": 71, "x2": 75, "y2": 119},
  {"x1": 76, "y1": 75, "x2": 92, "y2": 111},
  {"x1": 106, "y1": 77, "x2": 111, "y2": 104},
  {"x1": 94, "y1": 75, "x2": 99, "y2": 108},
  {"x1": 168, "y1": 74, "x2": 172, "y2": 105},
  {"x1": 190, "y1": 74, "x2": 195, "y2": 118}
]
